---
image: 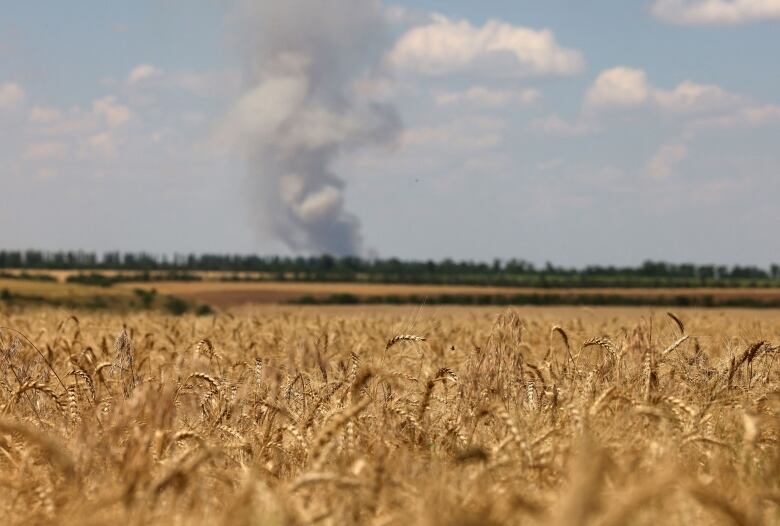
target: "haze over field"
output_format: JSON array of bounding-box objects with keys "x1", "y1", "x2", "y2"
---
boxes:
[{"x1": 1, "y1": 1, "x2": 779, "y2": 264}]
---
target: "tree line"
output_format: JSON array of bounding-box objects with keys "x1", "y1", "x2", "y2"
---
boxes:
[{"x1": 1, "y1": 250, "x2": 779, "y2": 288}]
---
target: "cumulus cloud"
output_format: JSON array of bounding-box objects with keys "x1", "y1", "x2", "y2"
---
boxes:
[
  {"x1": 29, "y1": 106, "x2": 63, "y2": 124},
  {"x1": 653, "y1": 81, "x2": 744, "y2": 113},
  {"x1": 22, "y1": 141, "x2": 69, "y2": 161},
  {"x1": 401, "y1": 116, "x2": 505, "y2": 150},
  {"x1": 92, "y1": 96, "x2": 133, "y2": 128},
  {"x1": 529, "y1": 114, "x2": 596, "y2": 136},
  {"x1": 383, "y1": 5, "x2": 433, "y2": 26},
  {"x1": 644, "y1": 142, "x2": 688, "y2": 179},
  {"x1": 32, "y1": 107, "x2": 99, "y2": 136},
  {"x1": 651, "y1": 0, "x2": 780, "y2": 25},
  {"x1": 388, "y1": 14, "x2": 584, "y2": 77},
  {"x1": 585, "y1": 67, "x2": 747, "y2": 116},
  {"x1": 690, "y1": 103, "x2": 780, "y2": 129},
  {"x1": 86, "y1": 132, "x2": 117, "y2": 158},
  {"x1": 128, "y1": 64, "x2": 163, "y2": 84},
  {"x1": 584, "y1": 67, "x2": 649, "y2": 110},
  {"x1": 0, "y1": 82, "x2": 25, "y2": 110},
  {"x1": 435, "y1": 86, "x2": 539, "y2": 107},
  {"x1": 533, "y1": 65, "x2": 776, "y2": 158},
  {"x1": 126, "y1": 63, "x2": 240, "y2": 99}
]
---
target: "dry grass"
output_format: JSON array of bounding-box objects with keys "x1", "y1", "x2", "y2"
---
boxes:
[
  {"x1": 0, "y1": 304, "x2": 777, "y2": 525},
  {"x1": 0, "y1": 279, "x2": 131, "y2": 300}
]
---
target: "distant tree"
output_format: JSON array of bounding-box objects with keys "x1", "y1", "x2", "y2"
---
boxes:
[
  {"x1": 164, "y1": 296, "x2": 189, "y2": 316},
  {"x1": 133, "y1": 288, "x2": 158, "y2": 309}
]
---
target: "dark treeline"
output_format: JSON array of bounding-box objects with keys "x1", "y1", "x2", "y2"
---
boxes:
[
  {"x1": 2, "y1": 250, "x2": 780, "y2": 287},
  {"x1": 291, "y1": 293, "x2": 780, "y2": 309}
]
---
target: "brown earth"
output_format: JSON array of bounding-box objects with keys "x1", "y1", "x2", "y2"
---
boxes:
[
  {"x1": 0, "y1": 279, "x2": 130, "y2": 299},
  {"x1": 116, "y1": 280, "x2": 780, "y2": 307}
]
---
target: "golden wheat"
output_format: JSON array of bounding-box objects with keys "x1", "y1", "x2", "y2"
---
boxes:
[{"x1": 0, "y1": 305, "x2": 775, "y2": 525}]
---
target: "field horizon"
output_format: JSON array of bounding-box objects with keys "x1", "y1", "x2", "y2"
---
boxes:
[{"x1": 9, "y1": 273, "x2": 780, "y2": 311}]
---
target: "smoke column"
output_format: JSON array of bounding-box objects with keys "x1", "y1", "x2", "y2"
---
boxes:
[{"x1": 225, "y1": 0, "x2": 400, "y2": 256}]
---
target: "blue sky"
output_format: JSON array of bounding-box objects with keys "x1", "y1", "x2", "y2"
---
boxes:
[{"x1": 1, "y1": 1, "x2": 779, "y2": 265}]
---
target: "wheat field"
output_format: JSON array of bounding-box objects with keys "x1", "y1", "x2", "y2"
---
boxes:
[{"x1": 0, "y1": 305, "x2": 777, "y2": 525}]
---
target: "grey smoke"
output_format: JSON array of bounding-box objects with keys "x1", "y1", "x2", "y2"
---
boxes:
[{"x1": 225, "y1": 0, "x2": 401, "y2": 256}]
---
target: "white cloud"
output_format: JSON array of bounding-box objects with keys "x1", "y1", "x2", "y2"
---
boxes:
[
  {"x1": 384, "y1": 5, "x2": 430, "y2": 25},
  {"x1": 29, "y1": 106, "x2": 63, "y2": 124},
  {"x1": 584, "y1": 67, "x2": 649, "y2": 110},
  {"x1": 86, "y1": 132, "x2": 117, "y2": 158},
  {"x1": 644, "y1": 142, "x2": 688, "y2": 179},
  {"x1": 653, "y1": 81, "x2": 744, "y2": 114},
  {"x1": 92, "y1": 96, "x2": 133, "y2": 128},
  {"x1": 651, "y1": 0, "x2": 780, "y2": 25},
  {"x1": 519, "y1": 89, "x2": 541, "y2": 105},
  {"x1": 401, "y1": 116, "x2": 505, "y2": 151},
  {"x1": 128, "y1": 64, "x2": 163, "y2": 84},
  {"x1": 585, "y1": 67, "x2": 746, "y2": 117},
  {"x1": 435, "y1": 86, "x2": 539, "y2": 107},
  {"x1": 126, "y1": 64, "x2": 239, "y2": 98},
  {"x1": 529, "y1": 114, "x2": 596, "y2": 136},
  {"x1": 34, "y1": 107, "x2": 99, "y2": 136},
  {"x1": 691, "y1": 103, "x2": 780, "y2": 129},
  {"x1": 387, "y1": 14, "x2": 584, "y2": 77},
  {"x1": 0, "y1": 82, "x2": 25, "y2": 110},
  {"x1": 22, "y1": 141, "x2": 69, "y2": 161}
]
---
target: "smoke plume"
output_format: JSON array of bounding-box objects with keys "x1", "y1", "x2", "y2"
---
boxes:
[{"x1": 225, "y1": 0, "x2": 400, "y2": 256}]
